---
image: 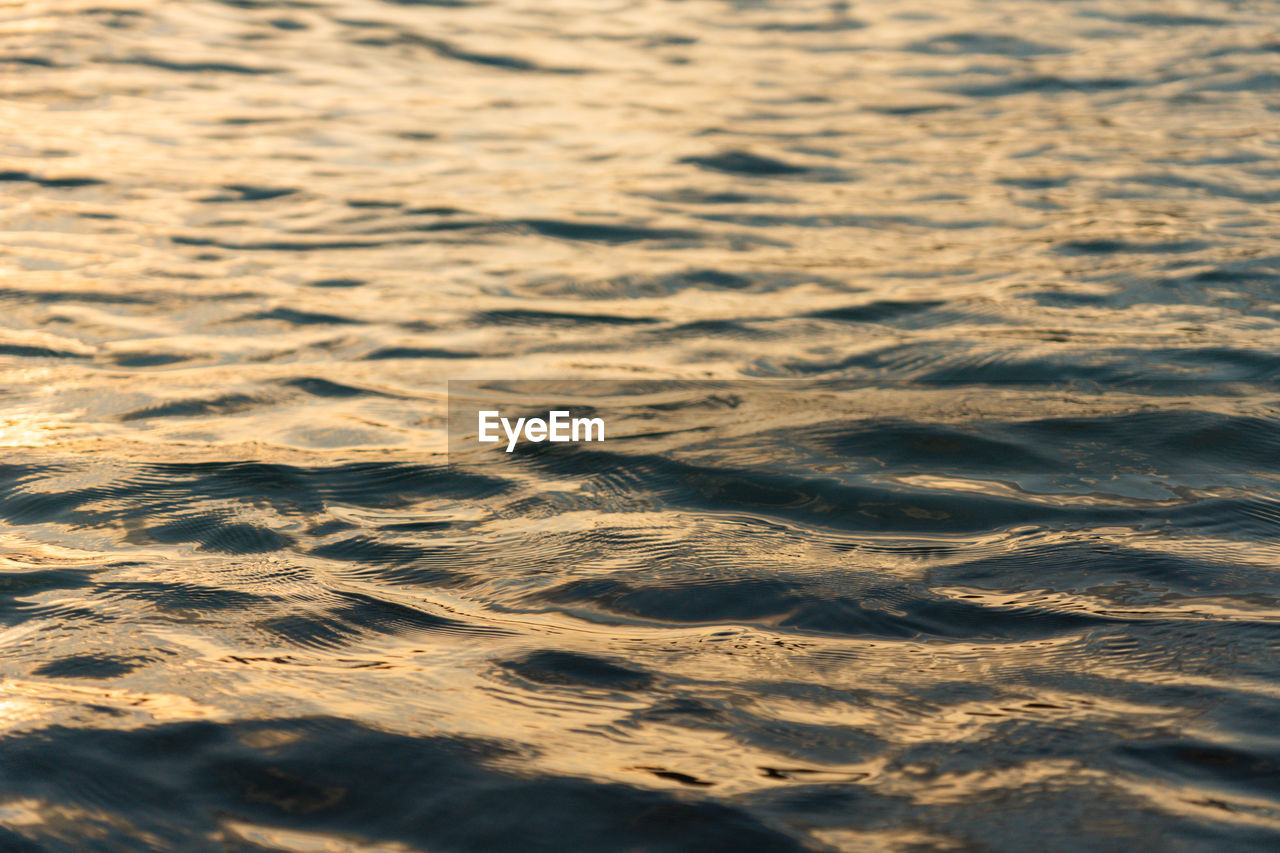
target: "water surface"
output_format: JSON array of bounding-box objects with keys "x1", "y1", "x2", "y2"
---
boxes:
[{"x1": 2, "y1": 0, "x2": 1280, "y2": 849}]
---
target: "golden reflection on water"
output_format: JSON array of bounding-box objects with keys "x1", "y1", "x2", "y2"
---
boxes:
[{"x1": 1, "y1": 0, "x2": 1279, "y2": 848}]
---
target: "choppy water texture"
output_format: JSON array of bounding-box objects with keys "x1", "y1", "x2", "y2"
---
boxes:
[{"x1": 2, "y1": 0, "x2": 1280, "y2": 849}]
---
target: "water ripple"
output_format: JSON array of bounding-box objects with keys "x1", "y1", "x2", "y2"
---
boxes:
[{"x1": 2, "y1": 0, "x2": 1279, "y2": 848}]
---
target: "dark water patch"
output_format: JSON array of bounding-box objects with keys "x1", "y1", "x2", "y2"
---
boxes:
[
  {"x1": 240, "y1": 307, "x2": 360, "y2": 325},
  {"x1": 0, "y1": 56, "x2": 60, "y2": 67},
  {"x1": 1189, "y1": 71, "x2": 1280, "y2": 94},
  {"x1": 0, "y1": 170, "x2": 104, "y2": 188},
  {"x1": 405, "y1": 205, "x2": 469, "y2": 216},
  {"x1": 146, "y1": 515, "x2": 293, "y2": 554},
  {"x1": 638, "y1": 768, "x2": 715, "y2": 787},
  {"x1": 1010, "y1": 409, "x2": 1280, "y2": 476},
  {"x1": 521, "y1": 267, "x2": 843, "y2": 298},
  {"x1": 1118, "y1": 14, "x2": 1228, "y2": 27},
  {"x1": 999, "y1": 175, "x2": 1071, "y2": 189},
  {"x1": 113, "y1": 55, "x2": 284, "y2": 75},
  {"x1": 698, "y1": 211, "x2": 990, "y2": 230},
  {"x1": 1026, "y1": 288, "x2": 1111, "y2": 307},
  {"x1": 172, "y1": 235, "x2": 427, "y2": 250},
  {"x1": 261, "y1": 591, "x2": 500, "y2": 649},
  {"x1": 204, "y1": 184, "x2": 298, "y2": 202},
  {"x1": 647, "y1": 188, "x2": 796, "y2": 204},
  {"x1": 254, "y1": 609, "x2": 365, "y2": 651},
  {"x1": 120, "y1": 393, "x2": 271, "y2": 421},
  {"x1": 0, "y1": 467, "x2": 111, "y2": 526},
  {"x1": 0, "y1": 569, "x2": 96, "y2": 627},
  {"x1": 212, "y1": 0, "x2": 324, "y2": 7},
  {"x1": 679, "y1": 150, "x2": 822, "y2": 177},
  {"x1": 428, "y1": 40, "x2": 582, "y2": 73},
  {"x1": 806, "y1": 300, "x2": 944, "y2": 323},
  {"x1": 310, "y1": 537, "x2": 471, "y2": 586},
  {"x1": 107, "y1": 352, "x2": 192, "y2": 368},
  {"x1": 397, "y1": 319, "x2": 438, "y2": 332},
  {"x1": 906, "y1": 32, "x2": 1064, "y2": 56},
  {"x1": 268, "y1": 17, "x2": 308, "y2": 30},
  {"x1": 0, "y1": 568, "x2": 95, "y2": 599},
  {"x1": 347, "y1": 199, "x2": 402, "y2": 209},
  {"x1": 862, "y1": 102, "x2": 958, "y2": 115},
  {"x1": 0, "y1": 459, "x2": 509, "y2": 540},
  {"x1": 1148, "y1": 346, "x2": 1280, "y2": 381},
  {"x1": 499, "y1": 650, "x2": 655, "y2": 691},
  {"x1": 1190, "y1": 265, "x2": 1280, "y2": 286},
  {"x1": 1121, "y1": 741, "x2": 1280, "y2": 799},
  {"x1": 0, "y1": 343, "x2": 92, "y2": 359},
  {"x1": 311, "y1": 462, "x2": 512, "y2": 505},
  {"x1": 1197, "y1": 496, "x2": 1280, "y2": 542},
  {"x1": 328, "y1": 589, "x2": 501, "y2": 638},
  {"x1": 141, "y1": 462, "x2": 321, "y2": 514},
  {"x1": 0, "y1": 718, "x2": 811, "y2": 852},
  {"x1": 532, "y1": 577, "x2": 808, "y2": 625},
  {"x1": 0, "y1": 827, "x2": 42, "y2": 852},
  {"x1": 134, "y1": 460, "x2": 511, "y2": 510},
  {"x1": 219, "y1": 115, "x2": 291, "y2": 125},
  {"x1": 475, "y1": 309, "x2": 658, "y2": 328},
  {"x1": 384, "y1": 520, "x2": 453, "y2": 533},
  {"x1": 309, "y1": 519, "x2": 357, "y2": 536},
  {"x1": 351, "y1": 32, "x2": 581, "y2": 74},
  {"x1": 792, "y1": 591, "x2": 1110, "y2": 640},
  {"x1": 32, "y1": 654, "x2": 149, "y2": 679},
  {"x1": 946, "y1": 75, "x2": 1139, "y2": 97},
  {"x1": 529, "y1": 575, "x2": 1107, "y2": 639},
  {"x1": 1205, "y1": 42, "x2": 1280, "y2": 59},
  {"x1": 514, "y1": 218, "x2": 702, "y2": 244},
  {"x1": 904, "y1": 355, "x2": 1181, "y2": 385},
  {"x1": 308, "y1": 277, "x2": 365, "y2": 288},
  {"x1": 100, "y1": 581, "x2": 273, "y2": 614},
  {"x1": 796, "y1": 342, "x2": 1280, "y2": 384},
  {"x1": 364, "y1": 345, "x2": 483, "y2": 360},
  {"x1": 1054, "y1": 238, "x2": 1212, "y2": 255},
  {"x1": 1123, "y1": 173, "x2": 1280, "y2": 205},
  {"x1": 280, "y1": 377, "x2": 388, "y2": 398},
  {"x1": 647, "y1": 319, "x2": 776, "y2": 341},
  {"x1": 941, "y1": 541, "x2": 1280, "y2": 600},
  {"x1": 514, "y1": 447, "x2": 1095, "y2": 535},
  {"x1": 754, "y1": 19, "x2": 866, "y2": 33},
  {"x1": 636, "y1": 698, "x2": 731, "y2": 727},
  {"x1": 671, "y1": 269, "x2": 756, "y2": 289},
  {"x1": 814, "y1": 420, "x2": 1056, "y2": 474},
  {"x1": 401, "y1": 218, "x2": 492, "y2": 233}
]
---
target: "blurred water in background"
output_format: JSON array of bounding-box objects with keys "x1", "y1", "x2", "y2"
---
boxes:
[{"x1": 1, "y1": 0, "x2": 1280, "y2": 849}]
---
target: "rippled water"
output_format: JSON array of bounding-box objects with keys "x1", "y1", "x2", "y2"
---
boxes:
[{"x1": 2, "y1": 0, "x2": 1280, "y2": 849}]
